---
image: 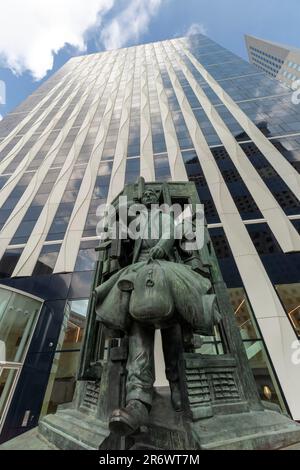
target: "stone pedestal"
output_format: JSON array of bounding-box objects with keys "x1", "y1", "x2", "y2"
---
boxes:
[
  {"x1": 2, "y1": 385, "x2": 300, "y2": 451},
  {"x1": 192, "y1": 410, "x2": 300, "y2": 450}
]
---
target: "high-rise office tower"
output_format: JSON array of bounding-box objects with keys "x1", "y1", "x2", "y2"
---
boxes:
[
  {"x1": 246, "y1": 34, "x2": 300, "y2": 88},
  {"x1": 0, "y1": 33, "x2": 300, "y2": 443}
]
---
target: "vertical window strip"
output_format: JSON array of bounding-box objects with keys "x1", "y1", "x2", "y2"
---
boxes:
[
  {"x1": 0, "y1": 57, "x2": 86, "y2": 152},
  {"x1": 79, "y1": 50, "x2": 131, "y2": 240},
  {"x1": 0, "y1": 57, "x2": 91, "y2": 177},
  {"x1": 177, "y1": 39, "x2": 300, "y2": 203},
  {"x1": 9, "y1": 52, "x2": 120, "y2": 277}
]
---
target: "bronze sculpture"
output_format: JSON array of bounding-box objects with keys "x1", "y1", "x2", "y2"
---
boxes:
[
  {"x1": 94, "y1": 179, "x2": 221, "y2": 436},
  {"x1": 74, "y1": 178, "x2": 294, "y2": 451},
  {"x1": 5, "y1": 179, "x2": 300, "y2": 450}
]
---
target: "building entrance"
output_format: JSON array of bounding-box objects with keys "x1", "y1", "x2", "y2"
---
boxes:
[{"x1": 0, "y1": 286, "x2": 42, "y2": 434}]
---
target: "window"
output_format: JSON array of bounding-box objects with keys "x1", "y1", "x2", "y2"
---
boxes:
[
  {"x1": 125, "y1": 158, "x2": 140, "y2": 184},
  {"x1": 234, "y1": 194, "x2": 260, "y2": 217},
  {"x1": 0, "y1": 287, "x2": 42, "y2": 427},
  {"x1": 276, "y1": 284, "x2": 300, "y2": 337},
  {"x1": 195, "y1": 285, "x2": 286, "y2": 412},
  {"x1": 0, "y1": 369, "x2": 19, "y2": 423},
  {"x1": 154, "y1": 154, "x2": 171, "y2": 181},
  {"x1": 46, "y1": 218, "x2": 70, "y2": 241},
  {"x1": 10, "y1": 220, "x2": 37, "y2": 245},
  {"x1": 247, "y1": 225, "x2": 281, "y2": 255},
  {"x1": 228, "y1": 288, "x2": 260, "y2": 340},
  {"x1": 273, "y1": 189, "x2": 300, "y2": 213},
  {"x1": 41, "y1": 299, "x2": 89, "y2": 415},
  {"x1": 33, "y1": 245, "x2": 61, "y2": 276},
  {"x1": 0, "y1": 287, "x2": 41, "y2": 363},
  {"x1": 210, "y1": 233, "x2": 232, "y2": 259},
  {"x1": 82, "y1": 214, "x2": 99, "y2": 238},
  {"x1": 75, "y1": 248, "x2": 98, "y2": 272},
  {"x1": 0, "y1": 249, "x2": 23, "y2": 278}
]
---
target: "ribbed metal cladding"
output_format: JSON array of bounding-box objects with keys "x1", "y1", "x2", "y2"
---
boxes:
[
  {"x1": 0, "y1": 57, "x2": 89, "y2": 177},
  {"x1": 54, "y1": 47, "x2": 130, "y2": 273},
  {"x1": 0, "y1": 55, "x2": 106, "y2": 259},
  {"x1": 140, "y1": 45, "x2": 155, "y2": 182},
  {"x1": 156, "y1": 40, "x2": 300, "y2": 418},
  {"x1": 165, "y1": 40, "x2": 300, "y2": 254},
  {"x1": 12, "y1": 52, "x2": 119, "y2": 276},
  {"x1": 177, "y1": 39, "x2": 300, "y2": 201}
]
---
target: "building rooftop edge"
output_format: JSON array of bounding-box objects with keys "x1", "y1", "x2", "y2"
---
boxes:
[
  {"x1": 67, "y1": 33, "x2": 209, "y2": 60},
  {"x1": 245, "y1": 33, "x2": 300, "y2": 54}
]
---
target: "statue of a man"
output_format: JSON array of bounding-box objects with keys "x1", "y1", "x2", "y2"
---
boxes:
[{"x1": 95, "y1": 187, "x2": 220, "y2": 436}]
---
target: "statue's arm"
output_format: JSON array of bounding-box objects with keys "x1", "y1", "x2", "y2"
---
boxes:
[{"x1": 150, "y1": 213, "x2": 175, "y2": 259}]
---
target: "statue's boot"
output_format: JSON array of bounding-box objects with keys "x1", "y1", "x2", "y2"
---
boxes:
[
  {"x1": 170, "y1": 381, "x2": 183, "y2": 412},
  {"x1": 109, "y1": 400, "x2": 149, "y2": 436}
]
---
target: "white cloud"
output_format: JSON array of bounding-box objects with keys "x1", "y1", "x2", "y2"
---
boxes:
[
  {"x1": 0, "y1": 0, "x2": 114, "y2": 80},
  {"x1": 186, "y1": 23, "x2": 208, "y2": 37},
  {"x1": 0, "y1": 114, "x2": 2, "y2": 121},
  {"x1": 101, "y1": 0, "x2": 163, "y2": 50},
  {"x1": 0, "y1": 80, "x2": 6, "y2": 106},
  {"x1": 0, "y1": 0, "x2": 163, "y2": 80}
]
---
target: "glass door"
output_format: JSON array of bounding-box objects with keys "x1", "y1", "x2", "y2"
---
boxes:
[{"x1": 0, "y1": 286, "x2": 43, "y2": 432}]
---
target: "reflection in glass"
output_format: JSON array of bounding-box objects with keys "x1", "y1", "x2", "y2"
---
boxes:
[
  {"x1": 33, "y1": 245, "x2": 61, "y2": 276},
  {"x1": 228, "y1": 287, "x2": 261, "y2": 340},
  {"x1": 75, "y1": 249, "x2": 98, "y2": 272},
  {"x1": 0, "y1": 249, "x2": 23, "y2": 279},
  {"x1": 0, "y1": 287, "x2": 41, "y2": 363},
  {"x1": 43, "y1": 351, "x2": 81, "y2": 415},
  {"x1": 243, "y1": 341, "x2": 286, "y2": 412},
  {"x1": 41, "y1": 299, "x2": 88, "y2": 415},
  {"x1": 193, "y1": 285, "x2": 286, "y2": 412},
  {"x1": 276, "y1": 284, "x2": 300, "y2": 337},
  {"x1": 62, "y1": 300, "x2": 88, "y2": 348},
  {"x1": 0, "y1": 368, "x2": 19, "y2": 422}
]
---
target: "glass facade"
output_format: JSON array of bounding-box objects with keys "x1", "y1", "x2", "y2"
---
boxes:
[
  {"x1": 0, "y1": 287, "x2": 42, "y2": 434},
  {"x1": 0, "y1": 32, "x2": 299, "y2": 441},
  {"x1": 41, "y1": 299, "x2": 88, "y2": 415},
  {"x1": 246, "y1": 35, "x2": 300, "y2": 88}
]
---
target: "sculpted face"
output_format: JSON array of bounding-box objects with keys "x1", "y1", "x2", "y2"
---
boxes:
[{"x1": 141, "y1": 189, "x2": 159, "y2": 207}]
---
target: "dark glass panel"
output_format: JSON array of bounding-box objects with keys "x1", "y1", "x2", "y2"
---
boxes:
[
  {"x1": 0, "y1": 249, "x2": 23, "y2": 278},
  {"x1": 33, "y1": 245, "x2": 61, "y2": 276}
]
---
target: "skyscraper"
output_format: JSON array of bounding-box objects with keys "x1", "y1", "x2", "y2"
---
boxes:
[
  {"x1": 246, "y1": 34, "x2": 300, "y2": 88},
  {"x1": 0, "y1": 33, "x2": 300, "y2": 443}
]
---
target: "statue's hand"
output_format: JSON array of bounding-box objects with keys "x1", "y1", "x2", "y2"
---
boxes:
[{"x1": 149, "y1": 246, "x2": 165, "y2": 260}]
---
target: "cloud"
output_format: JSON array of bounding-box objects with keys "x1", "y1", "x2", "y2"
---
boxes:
[
  {"x1": 0, "y1": 0, "x2": 114, "y2": 80},
  {"x1": 0, "y1": 114, "x2": 2, "y2": 121},
  {"x1": 0, "y1": 80, "x2": 6, "y2": 106},
  {"x1": 186, "y1": 22, "x2": 208, "y2": 37},
  {"x1": 0, "y1": 0, "x2": 163, "y2": 80},
  {"x1": 100, "y1": 0, "x2": 163, "y2": 50}
]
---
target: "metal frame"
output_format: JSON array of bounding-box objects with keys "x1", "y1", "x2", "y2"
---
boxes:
[
  {"x1": 0, "y1": 284, "x2": 43, "y2": 303},
  {"x1": 0, "y1": 286, "x2": 44, "y2": 434}
]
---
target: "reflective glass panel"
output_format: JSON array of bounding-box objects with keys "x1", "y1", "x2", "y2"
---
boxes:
[
  {"x1": 244, "y1": 341, "x2": 286, "y2": 412},
  {"x1": 228, "y1": 288, "x2": 261, "y2": 340},
  {"x1": 0, "y1": 287, "x2": 41, "y2": 362},
  {"x1": 41, "y1": 299, "x2": 88, "y2": 415},
  {"x1": 276, "y1": 284, "x2": 300, "y2": 337},
  {"x1": 0, "y1": 368, "x2": 19, "y2": 421}
]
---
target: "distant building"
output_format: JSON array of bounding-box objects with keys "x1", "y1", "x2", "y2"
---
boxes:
[{"x1": 245, "y1": 34, "x2": 300, "y2": 88}]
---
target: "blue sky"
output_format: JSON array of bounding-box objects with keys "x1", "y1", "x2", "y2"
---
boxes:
[{"x1": 1, "y1": 0, "x2": 300, "y2": 119}]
